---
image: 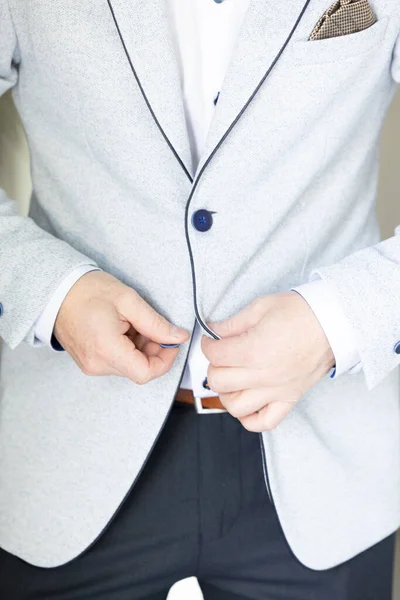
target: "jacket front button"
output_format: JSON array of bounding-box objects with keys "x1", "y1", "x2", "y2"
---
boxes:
[
  {"x1": 394, "y1": 342, "x2": 400, "y2": 355},
  {"x1": 0, "y1": 303, "x2": 3, "y2": 317},
  {"x1": 192, "y1": 209, "x2": 214, "y2": 232}
]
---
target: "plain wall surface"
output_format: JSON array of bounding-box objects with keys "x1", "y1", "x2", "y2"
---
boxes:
[{"x1": 0, "y1": 89, "x2": 399, "y2": 598}]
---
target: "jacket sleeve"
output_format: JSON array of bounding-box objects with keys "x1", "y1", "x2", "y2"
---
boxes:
[
  {"x1": 0, "y1": 0, "x2": 98, "y2": 349},
  {"x1": 305, "y1": 29, "x2": 400, "y2": 391}
]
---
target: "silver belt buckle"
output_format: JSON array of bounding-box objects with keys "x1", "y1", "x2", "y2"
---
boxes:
[{"x1": 194, "y1": 396, "x2": 228, "y2": 415}]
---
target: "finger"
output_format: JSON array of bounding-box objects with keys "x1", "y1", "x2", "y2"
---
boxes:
[
  {"x1": 123, "y1": 330, "x2": 159, "y2": 356},
  {"x1": 132, "y1": 332, "x2": 152, "y2": 352},
  {"x1": 219, "y1": 387, "x2": 275, "y2": 419},
  {"x1": 118, "y1": 292, "x2": 189, "y2": 345},
  {"x1": 141, "y1": 338, "x2": 169, "y2": 357},
  {"x1": 108, "y1": 334, "x2": 180, "y2": 384},
  {"x1": 207, "y1": 365, "x2": 266, "y2": 393},
  {"x1": 206, "y1": 298, "x2": 265, "y2": 338},
  {"x1": 73, "y1": 349, "x2": 122, "y2": 378},
  {"x1": 240, "y1": 401, "x2": 293, "y2": 433},
  {"x1": 133, "y1": 334, "x2": 177, "y2": 358},
  {"x1": 201, "y1": 330, "x2": 254, "y2": 368},
  {"x1": 72, "y1": 340, "x2": 123, "y2": 378}
]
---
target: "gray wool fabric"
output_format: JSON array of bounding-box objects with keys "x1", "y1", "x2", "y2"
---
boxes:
[{"x1": 0, "y1": 0, "x2": 400, "y2": 571}]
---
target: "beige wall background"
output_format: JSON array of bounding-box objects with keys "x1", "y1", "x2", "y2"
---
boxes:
[{"x1": 0, "y1": 89, "x2": 400, "y2": 598}]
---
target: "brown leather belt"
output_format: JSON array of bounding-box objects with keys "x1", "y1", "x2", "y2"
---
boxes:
[{"x1": 175, "y1": 387, "x2": 226, "y2": 413}]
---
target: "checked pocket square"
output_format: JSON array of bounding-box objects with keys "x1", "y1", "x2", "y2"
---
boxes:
[{"x1": 309, "y1": 0, "x2": 378, "y2": 41}]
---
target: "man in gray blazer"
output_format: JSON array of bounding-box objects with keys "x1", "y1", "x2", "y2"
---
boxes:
[{"x1": 0, "y1": 0, "x2": 400, "y2": 598}]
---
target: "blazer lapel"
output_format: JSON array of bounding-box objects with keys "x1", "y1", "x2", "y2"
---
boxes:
[
  {"x1": 106, "y1": 0, "x2": 194, "y2": 181},
  {"x1": 194, "y1": 0, "x2": 312, "y2": 180}
]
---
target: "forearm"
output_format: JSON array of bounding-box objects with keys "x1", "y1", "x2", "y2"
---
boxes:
[{"x1": 0, "y1": 191, "x2": 99, "y2": 348}]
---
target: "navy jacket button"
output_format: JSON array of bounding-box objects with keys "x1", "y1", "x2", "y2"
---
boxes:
[
  {"x1": 394, "y1": 342, "x2": 400, "y2": 355},
  {"x1": 0, "y1": 303, "x2": 3, "y2": 317},
  {"x1": 192, "y1": 209, "x2": 214, "y2": 232}
]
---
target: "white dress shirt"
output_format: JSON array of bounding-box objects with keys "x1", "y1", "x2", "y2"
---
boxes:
[{"x1": 34, "y1": 0, "x2": 362, "y2": 394}]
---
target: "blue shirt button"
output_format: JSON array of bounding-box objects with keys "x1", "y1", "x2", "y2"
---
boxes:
[
  {"x1": 192, "y1": 209, "x2": 214, "y2": 232},
  {"x1": 394, "y1": 342, "x2": 400, "y2": 355},
  {"x1": 214, "y1": 0, "x2": 225, "y2": 3},
  {"x1": 0, "y1": 303, "x2": 3, "y2": 317},
  {"x1": 202, "y1": 377, "x2": 210, "y2": 390}
]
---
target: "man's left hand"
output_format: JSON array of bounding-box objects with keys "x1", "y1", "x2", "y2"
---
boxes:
[{"x1": 201, "y1": 291, "x2": 335, "y2": 432}]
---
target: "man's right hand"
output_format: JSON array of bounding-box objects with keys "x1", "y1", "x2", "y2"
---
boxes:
[{"x1": 53, "y1": 270, "x2": 190, "y2": 384}]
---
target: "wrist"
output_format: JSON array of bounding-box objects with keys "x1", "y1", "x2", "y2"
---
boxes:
[
  {"x1": 54, "y1": 270, "x2": 113, "y2": 341},
  {"x1": 289, "y1": 290, "x2": 335, "y2": 375}
]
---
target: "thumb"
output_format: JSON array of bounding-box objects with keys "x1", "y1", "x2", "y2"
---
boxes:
[
  {"x1": 207, "y1": 299, "x2": 263, "y2": 338},
  {"x1": 120, "y1": 292, "x2": 189, "y2": 344}
]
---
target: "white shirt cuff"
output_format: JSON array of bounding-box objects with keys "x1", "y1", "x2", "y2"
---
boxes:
[
  {"x1": 180, "y1": 320, "x2": 219, "y2": 398},
  {"x1": 291, "y1": 278, "x2": 362, "y2": 379},
  {"x1": 34, "y1": 265, "x2": 101, "y2": 350}
]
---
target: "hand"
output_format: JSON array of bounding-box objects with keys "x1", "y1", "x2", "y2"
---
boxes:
[
  {"x1": 201, "y1": 291, "x2": 335, "y2": 432},
  {"x1": 54, "y1": 271, "x2": 190, "y2": 384}
]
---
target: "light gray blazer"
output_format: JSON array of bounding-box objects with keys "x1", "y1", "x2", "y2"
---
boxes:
[{"x1": 1, "y1": 0, "x2": 400, "y2": 570}]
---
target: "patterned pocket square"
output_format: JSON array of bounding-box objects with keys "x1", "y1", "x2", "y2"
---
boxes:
[{"x1": 309, "y1": 0, "x2": 377, "y2": 41}]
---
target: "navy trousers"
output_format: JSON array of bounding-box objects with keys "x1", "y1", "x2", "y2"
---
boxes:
[{"x1": 0, "y1": 399, "x2": 395, "y2": 599}]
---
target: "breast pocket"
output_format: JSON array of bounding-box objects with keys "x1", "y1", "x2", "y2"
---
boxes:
[{"x1": 291, "y1": 16, "x2": 389, "y2": 65}]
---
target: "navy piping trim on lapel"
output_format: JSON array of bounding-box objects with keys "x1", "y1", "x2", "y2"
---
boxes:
[
  {"x1": 185, "y1": 0, "x2": 312, "y2": 341},
  {"x1": 106, "y1": 0, "x2": 193, "y2": 184}
]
